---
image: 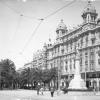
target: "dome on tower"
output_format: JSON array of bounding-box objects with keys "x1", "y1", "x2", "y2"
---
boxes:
[
  {"x1": 82, "y1": 1, "x2": 98, "y2": 23},
  {"x1": 83, "y1": 1, "x2": 96, "y2": 14},
  {"x1": 56, "y1": 19, "x2": 67, "y2": 31}
]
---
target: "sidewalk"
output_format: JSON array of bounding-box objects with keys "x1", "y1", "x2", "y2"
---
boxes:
[
  {"x1": 0, "y1": 89, "x2": 100, "y2": 100},
  {"x1": 0, "y1": 89, "x2": 65, "y2": 100}
]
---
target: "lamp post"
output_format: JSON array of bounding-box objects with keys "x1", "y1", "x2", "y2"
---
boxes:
[
  {"x1": 85, "y1": 67, "x2": 87, "y2": 86},
  {"x1": 57, "y1": 58, "x2": 61, "y2": 95}
]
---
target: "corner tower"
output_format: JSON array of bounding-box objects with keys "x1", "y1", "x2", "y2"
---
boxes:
[
  {"x1": 82, "y1": 1, "x2": 98, "y2": 24},
  {"x1": 56, "y1": 19, "x2": 67, "y2": 41}
]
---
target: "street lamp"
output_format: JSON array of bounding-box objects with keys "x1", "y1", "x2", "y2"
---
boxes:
[
  {"x1": 85, "y1": 67, "x2": 87, "y2": 86},
  {"x1": 57, "y1": 59, "x2": 61, "y2": 95}
]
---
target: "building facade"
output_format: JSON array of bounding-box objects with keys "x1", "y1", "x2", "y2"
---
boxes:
[
  {"x1": 45, "y1": 1, "x2": 100, "y2": 90},
  {"x1": 32, "y1": 48, "x2": 47, "y2": 70}
]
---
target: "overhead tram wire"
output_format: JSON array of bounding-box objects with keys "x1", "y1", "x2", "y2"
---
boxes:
[
  {"x1": 21, "y1": 19, "x2": 44, "y2": 54},
  {"x1": 43, "y1": 0, "x2": 76, "y2": 20},
  {"x1": 20, "y1": 0, "x2": 76, "y2": 53},
  {"x1": 0, "y1": 0, "x2": 44, "y2": 55},
  {"x1": 0, "y1": 0, "x2": 20, "y2": 15},
  {"x1": 0, "y1": 0, "x2": 39, "y2": 20},
  {"x1": 0, "y1": 0, "x2": 76, "y2": 21},
  {"x1": 1, "y1": 0, "x2": 76, "y2": 54},
  {"x1": 11, "y1": 14, "x2": 23, "y2": 42},
  {"x1": 0, "y1": 0, "x2": 76, "y2": 53}
]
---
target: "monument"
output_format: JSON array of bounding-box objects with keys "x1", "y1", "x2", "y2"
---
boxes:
[{"x1": 68, "y1": 49, "x2": 87, "y2": 95}]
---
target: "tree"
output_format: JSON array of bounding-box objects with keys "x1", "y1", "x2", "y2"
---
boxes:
[
  {"x1": 0, "y1": 59, "x2": 16, "y2": 89},
  {"x1": 19, "y1": 67, "x2": 31, "y2": 88},
  {"x1": 18, "y1": 67, "x2": 58, "y2": 90}
]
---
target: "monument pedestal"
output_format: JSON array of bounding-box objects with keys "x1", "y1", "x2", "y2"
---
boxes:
[
  {"x1": 67, "y1": 55, "x2": 87, "y2": 95},
  {"x1": 68, "y1": 60, "x2": 87, "y2": 90},
  {"x1": 67, "y1": 91, "x2": 94, "y2": 96}
]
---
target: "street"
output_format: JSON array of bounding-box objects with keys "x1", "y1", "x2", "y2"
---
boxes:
[{"x1": 0, "y1": 90, "x2": 100, "y2": 100}]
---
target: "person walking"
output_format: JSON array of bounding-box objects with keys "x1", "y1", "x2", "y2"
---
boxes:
[
  {"x1": 40, "y1": 86, "x2": 44, "y2": 95},
  {"x1": 50, "y1": 87, "x2": 54, "y2": 97},
  {"x1": 37, "y1": 84, "x2": 40, "y2": 95}
]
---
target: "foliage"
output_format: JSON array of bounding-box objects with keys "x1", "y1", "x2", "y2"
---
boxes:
[
  {"x1": 0, "y1": 59, "x2": 16, "y2": 89},
  {"x1": 18, "y1": 67, "x2": 58, "y2": 89}
]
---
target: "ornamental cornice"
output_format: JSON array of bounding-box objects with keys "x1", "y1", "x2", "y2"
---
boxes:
[
  {"x1": 60, "y1": 23, "x2": 100, "y2": 40},
  {"x1": 59, "y1": 24, "x2": 82, "y2": 38},
  {"x1": 63, "y1": 24, "x2": 100, "y2": 42},
  {"x1": 46, "y1": 41, "x2": 64, "y2": 50},
  {"x1": 79, "y1": 43, "x2": 100, "y2": 51},
  {"x1": 47, "y1": 51, "x2": 76, "y2": 61},
  {"x1": 79, "y1": 24, "x2": 100, "y2": 37},
  {"x1": 46, "y1": 26, "x2": 100, "y2": 51}
]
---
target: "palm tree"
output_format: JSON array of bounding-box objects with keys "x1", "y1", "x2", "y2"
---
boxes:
[
  {"x1": 0, "y1": 59, "x2": 16, "y2": 89},
  {"x1": 19, "y1": 67, "x2": 32, "y2": 89}
]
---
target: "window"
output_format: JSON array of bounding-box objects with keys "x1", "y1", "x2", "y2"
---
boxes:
[
  {"x1": 50, "y1": 63, "x2": 53, "y2": 68},
  {"x1": 61, "y1": 49, "x2": 64, "y2": 54},
  {"x1": 85, "y1": 52, "x2": 88, "y2": 55},
  {"x1": 70, "y1": 42, "x2": 72, "y2": 51},
  {"x1": 55, "y1": 48, "x2": 56, "y2": 53},
  {"x1": 98, "y1": 50, "x2": 100, "y2": 57},
  {"x1": 65, "y1": 61, "x2": 68, "y2": 71},
  {"x1": 99, "y1": 32, "x2": 100, "y2": 39},
  {"x1": 58, "y1": 47, "x2": 59, "y2": 52},
  {"x1": 62, "y1": 82, "x2": 64, "y2": 86},
  {"x1": 90, "y1": 51, "x2": 95, "y2": 70},
  {"x1": 91, "y1": 33, "x2": 95, "y2": 45},
  {"x1": 73, "y1": 59, "x2": 75, "y2": 69},
  {"x1": 70, "y1": 59, "x2": 72, "y2": 70},
  {"x1": 61, "y1": 45, "x2": 64, "y2": 54},
  {"x1": 81, "y1": 38, "x2": 83, "y2": 47},
  {"x1": 1, "y1": 72, "x2": 6, "y2": 77},
  {"x1": 52, "y1": 52, "x2": 54, "y2": 56},
  {"x1": 92, "y1": 39, "x2": 95, "y2": 45},
  {"x1": 66, "y1": 45, "x2": 68, "y2": 52},
  {"x1": 85, "y1": 52, "x2": 88, "y2": 71},
  {"x1": 98, "y1": 59, "x2": 100, "y2": 65},
  {"x1": 80, "y1": 56, "x2": 82, "y2": 71},
  {"x1": 54, "y1": 60, "x2": 56, "y2": 68},
  {"x1": 86, "y1": 35, "x2": 88, "y2": 47},
  {"x1": 85, "y1": 60, "x2": 88, "y2": 65}
]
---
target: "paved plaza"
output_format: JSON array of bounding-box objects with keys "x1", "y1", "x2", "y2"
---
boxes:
[{"x1": 0, "y1": 90, "x2": 100, "y2": 100}]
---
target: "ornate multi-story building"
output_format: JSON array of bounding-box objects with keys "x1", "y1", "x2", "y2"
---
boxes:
[
  {"x1": 32, "y1": 49, "x2": 47, "y2": 70},
  {"x1": 45, "y1": 1, "x2": 100, "y2": 90}
]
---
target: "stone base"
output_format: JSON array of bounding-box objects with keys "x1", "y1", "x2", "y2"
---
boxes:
[{"x1": 68, "y1": 91, "x2": 95, "y2": 96}]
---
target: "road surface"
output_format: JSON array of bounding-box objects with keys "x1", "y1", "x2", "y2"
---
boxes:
[{"x1": 0, "y1": 89, "x2": 100, "y2": 100}]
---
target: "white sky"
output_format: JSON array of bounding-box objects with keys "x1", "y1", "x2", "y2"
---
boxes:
[{"x1": 0, "y1": 0, "x2": 100, "y2": 69}]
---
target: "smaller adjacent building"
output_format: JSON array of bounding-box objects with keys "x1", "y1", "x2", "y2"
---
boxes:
[
  {"x1": 32, "y1": 48, "x2": 47, "y2": 70},
  {"x1": 24, "y1": 62, "x2": 33, "y2": 69},
  {"x1": 17, "y1": 62, "x2": 32, "y2": 74}
]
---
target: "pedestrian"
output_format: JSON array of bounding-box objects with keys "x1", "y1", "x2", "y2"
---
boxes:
[
  {"x1": 40, "y1": 86, "x2": 44, "y2": 95},
  {"x1": 37, "y1": 84, "x2": 40, "y2": 95},
  {"x1": 50, "y1": 87, "x2": 54, "y2": 97}
]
